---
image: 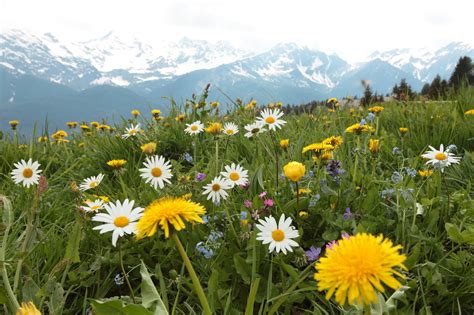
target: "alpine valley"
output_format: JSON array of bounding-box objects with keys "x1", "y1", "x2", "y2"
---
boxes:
[{"x1": 1, "y1": 29, "x2": 473, "y2": 133}]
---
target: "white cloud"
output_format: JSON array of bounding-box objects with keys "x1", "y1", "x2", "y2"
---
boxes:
[{"x1": 1, "y1": 0, "x2": 473, "y2": 62}]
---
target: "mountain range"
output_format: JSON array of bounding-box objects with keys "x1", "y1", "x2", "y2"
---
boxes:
[{"x1": 1, "y1": 29, "x2": 473, "y2": 134}]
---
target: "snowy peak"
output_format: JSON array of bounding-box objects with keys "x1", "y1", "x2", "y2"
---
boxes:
[{"x1": 367, "y1": 42, "x2": 473, "y2": 81}]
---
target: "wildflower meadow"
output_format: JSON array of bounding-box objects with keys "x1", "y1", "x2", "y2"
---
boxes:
[{"x1": 1, "y1": 90, "x2": 474, "y2": 314}]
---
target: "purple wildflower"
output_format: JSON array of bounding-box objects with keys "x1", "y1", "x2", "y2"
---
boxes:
[
  {"x1": 341, "y1": 232, "x2": 350, "y2": 240},
  {"x1": 195, "y1": 173, "x2": 206, "y2": 182},
  {"x1": 244, "y1": 200, "x2": 253, "y2": 208},
  {"x1": 343, "y1": 207, "x2": 353, "y2": 220},
  {"x1": 305, "y1": 246, "x2": 321, "y2": 262},
  {"x1": 326, "y1": 160, "x2": 345, "y2": 178},
  {"x1": 259, "y1": 191, "x2": 267, "y2": 199}
]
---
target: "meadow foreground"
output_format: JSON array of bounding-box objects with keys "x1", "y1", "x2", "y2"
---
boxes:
[{"x1": 1, "y1": 95, "x2": 474, "y2": 314}]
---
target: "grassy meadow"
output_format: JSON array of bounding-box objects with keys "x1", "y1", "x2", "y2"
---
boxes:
[{"x1": 1, "y1": 91, "x2": 474, "y2": 314}]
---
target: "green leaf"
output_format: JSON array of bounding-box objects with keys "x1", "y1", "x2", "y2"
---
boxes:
[
  {"x1": 244, "y1": 277, "x2": 260, "y2": 315},
  {"x1": 64, "y1": 222, "x2": 82, "y2": 263},
  {"x1": 233, "y1": 254, "x2": 251, "y2": 284},
  {"x1": 90, "y1": 299, "x2": 153, "y2": 315},
  {"x1": 445, "y1": 223, "x2": 464, "y2": 244},
  {"x1": 140, "y1": 261, "x2": 168, "y2": 315}
]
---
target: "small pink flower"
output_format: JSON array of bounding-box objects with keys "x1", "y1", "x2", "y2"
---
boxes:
[
  {"x1": 264, "y1": 199, "x2": 274, "y2": 207},
  {"x1": 325, "y1": 240, "x2": 338, "y2": 250},
  {"x1": 244, "y1": 200, "x2": 253, "y2": 208},
  {"x1": 259, "y1": 191, "x2": 267, "y2": 199},
  {"x1": 240, "y1": 182, "x2": 250, "y2": 190}
]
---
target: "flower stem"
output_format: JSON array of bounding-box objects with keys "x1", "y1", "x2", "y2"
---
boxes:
[
  {"x1": 118, "y1": 240, "x2": 136, "y2": 303},
  {"x1": 0, "y1": 196, "x2": 20, "y2": 313},
  {"x1": 215, "y1": 138, "x2": 219, "y2": 176},
  {"x1": 441, "y1": 171, "x2": 450, "y2": 223},
  {"x1": 295, "y1": 181, "x2": 300, "y2": 210},
  {"x1": 171, "y1": 233, "x2": 212, "y2": 315}
]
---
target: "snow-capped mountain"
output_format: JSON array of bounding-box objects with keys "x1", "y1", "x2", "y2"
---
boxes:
[
  {"x1": 0, "y1": 29, "x2": 249, "y2": 89},
  {"x1": 2, "y1": 29, "x2": 472, "y2": 94},
  {"x1": 368, "y1": 42, "x2": 474, "y2": 82}
]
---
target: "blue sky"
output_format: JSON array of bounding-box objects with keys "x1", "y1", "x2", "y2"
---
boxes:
[{"x1": 1, "y1": 0, "x2": 473, "y2": 62}]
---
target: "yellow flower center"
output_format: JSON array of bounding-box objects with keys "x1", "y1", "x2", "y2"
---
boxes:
[
  {"x1": 91, "y1": 205, "x2": 101, "y2": 211},
  {"x1": 271, "y1": 229, "x2": 285, "y2": 242},
  {"x1": 229, "y1": 172, "x2": 240, "y2": 181},
  {"x1": 22, "y1": 168, "x2": 33, "y2": 178},
  {"x1": 114, "y1": 216, "x2": 129, "y2": 228},
  {"x1": 212, "y1": 184, "x2": 221, "y2": 191},
  {"x1": 89, "y1": 182, "x2": 98, "y2": 188},
  {"x1": 191, "y1": 125, "x2": 198, "y2": 131},
  {"x1": 265, "y1": 116, "x2": 276, "y2": 124},
  {"x1": 226, "y1": 129, "x2": 234, "y2": 135},
  {"x1": 129, "y1": 130, "x2": 137, "y2": 135},
  {"x1": 435, "y1": 152, "x2": 447, "y2": 160},
  {"x1": 251, "y1": 128, "x2": 260, "y2": 134},
  {"x1": 151, "y1": 167, "x2": 162, "y2": 177}
]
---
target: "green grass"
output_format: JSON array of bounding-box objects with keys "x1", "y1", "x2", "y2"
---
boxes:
[{"x1": 1, "y1": 96, "x2": 474, "y2": 314}]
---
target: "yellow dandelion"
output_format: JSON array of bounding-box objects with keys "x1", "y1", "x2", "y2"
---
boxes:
[
  {"x1": 66, "y1": 121, "x2": 78, "y2": 128},
  {"x1": 136, "y1": 197, "x2": 206, "y2": 239},
  {"x1": 175, "y1": 114, "x2": 185, "y2": 122},
  {"x1": 314, "y1": 233, "x2": 406, "y2": 306},
  {"x1": 345, "y1": 123, "x2": 374, "y2": 134},
  {"x1": 37, "y1": 136, "x2": 48, "y2": 143},
  {"x1": 52, "y1": 130, "x2": 68, "y2": 140},
  {"x1": 205, "y1": 122, "x2": 223, "y2": 135},
  {"x1": 322, "y1": 136, "x2": 343, "y2": 149},
  {"x1": 368, "y1": 139, "x2": 380, "y2": 154},
  {"x1": 245, "y1": 100, "x2": 257, "y2": 110},
  {"x1": 90, "y1": 121, "x2": 100, "y2": 128},
  {"x1": 368, "y1": 106, "x2": 384, "y2": 113},
  {"x1": 107, "y1": 159, "x2": 127, "y2": 169},
  {"x1": 319, "y1": 151, "x2": 333, "y2": 161},
  {"x1": 16, "y1": 301, "x2": 41, "y2": 315},
  {"x1": 298, "y1": 211, "x2": 309, "y2": 218},
  {"x1": 283, "y1": 161, "x2": 305, "y2": 182},
  {"x1": 280, "y1": 139, "x2": 289, "y2": 149},
  {"x1": 295, "y1": 188, "x2": 311, "y2": 195},
  {"x1": 141, "y1": 142, "x2": 157, "y2": 154},
  {"x1": 181, "y1": 193, "x2": 193, "y2": 200},
  {"x1": 210, "y1": 101, "x2": 219, "y2": 108},
  {"x1": 464, "y1": 109, "x2": 474, "y2": 115},
  {"x1": 9, "y1": 120, "x2": 20, "y2": 130},
  {"x1": 399, "y1": 127, "x2": 408, "y2": 134},
  {"x1": 302, "y1": 143, "x2": 334, "y2": 154},
  {"x1": 98, "y1": 124, "x2": 111, "y2": 131},
  {"x1": 80, "y1": 124, "x2": 90, "y2": 131},
  {"x1": 131, "y1": 109, "x2": 141, "y2": 117},
  {"x1": 151, "y1": 109, "x2": 161, "y2": 117},
  {"x1": 418, "y1": 169, "x2": 433, "y2": 177}
]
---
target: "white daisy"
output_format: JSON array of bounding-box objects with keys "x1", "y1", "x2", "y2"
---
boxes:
[
  {"x1": 139, "y1": 155, "x2": 173, "y2": 189},
  {"x1": 11, "y1": 159, "x2": 42, "y2": 188},
  {"x1": 92, "y1": 199, "x2": 144, "y2": 247},
  {"x1": 80, "y1": 173, "x2": 105, "y2": 191},
  {"x1": 185, "y1": 121, "x2": 204, "y2": 135},
  {"x1": 256, "y1": 214, "x2": 299, "y2": 254},
  {"x1": 421, "y1": 144, "x2": 461, "y2": 172},
  {"x1": 122, "y1": 123, "x2": 142, "y2": 139},
  {"x1": 202, "y1": 176, "x2": 232, "y2": 203},
  {"x1": 244, "y1": 121, "x2": 267, "y2": 138},
  {"x1": 220, "y1": 163, "x2": 249, "y2": 187},
  {"x1": 222, "y1": 122, "x2": 239, "y2": 136},
  {"x1": 258, "y1": 108, "x2": 286, "y2": 131},
  {"x1": 81, "y1": 199, "x2": 105, "y2": 212}
]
